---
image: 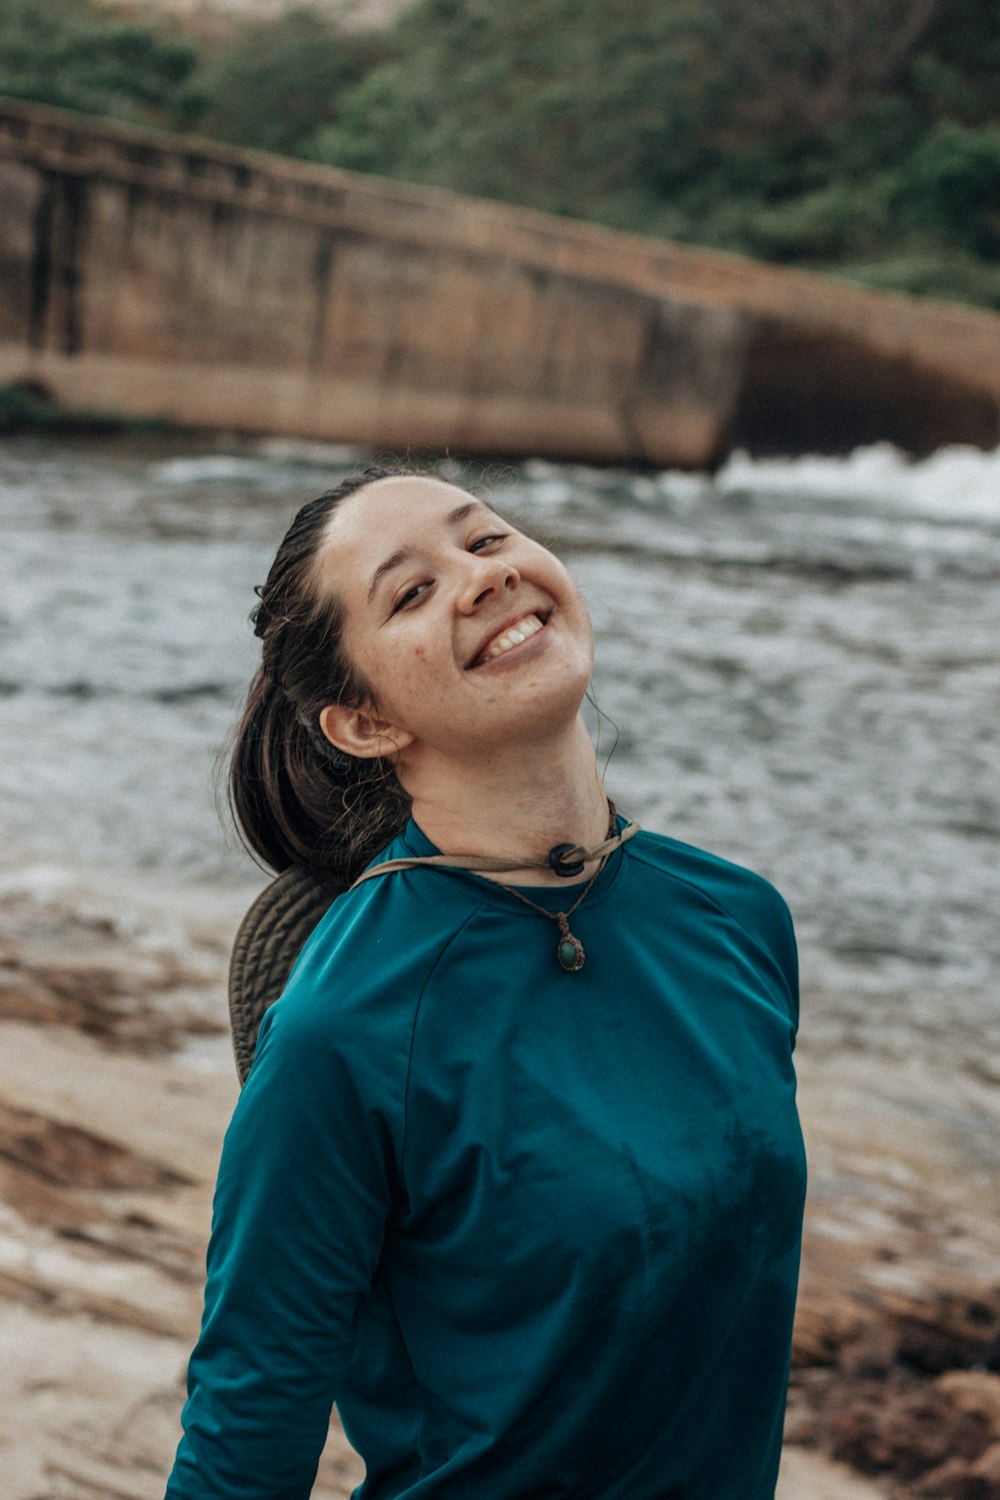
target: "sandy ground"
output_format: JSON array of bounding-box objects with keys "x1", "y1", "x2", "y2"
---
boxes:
[{"x1": 2, "y1": 873, "x2": 997, "y2": 1499}]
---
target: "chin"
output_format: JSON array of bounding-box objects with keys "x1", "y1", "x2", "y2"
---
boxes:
[{"x1": 508, "y1": 666, "x2": 592, "y2": 738}]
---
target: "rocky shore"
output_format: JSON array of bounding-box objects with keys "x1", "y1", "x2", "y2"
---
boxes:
[{"x1": 2, "y1": 876, "x2": 997, "y2": 1499}]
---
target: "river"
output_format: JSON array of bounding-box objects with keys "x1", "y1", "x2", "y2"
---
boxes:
[{"x1": 2, "y1": 432, "x2": 998, "y2": 1186}]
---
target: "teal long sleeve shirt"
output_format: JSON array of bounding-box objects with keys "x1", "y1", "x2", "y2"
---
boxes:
[{"x1": 167, "y1": 819, "x2": 806, "y2": 1499}]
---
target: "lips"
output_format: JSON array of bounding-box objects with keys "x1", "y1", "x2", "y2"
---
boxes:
[{"x1": 466, "y1": 610, "x2": 550, "y2": 669}]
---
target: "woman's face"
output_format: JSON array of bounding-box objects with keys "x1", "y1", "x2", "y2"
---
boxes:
[{"x1": 313, "y1": 476, "x2": 594, "y2": 760}]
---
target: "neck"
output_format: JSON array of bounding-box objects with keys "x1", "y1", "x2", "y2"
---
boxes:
[{"x1": 403, "y1": 716, "x2": 610, "y2": 887}]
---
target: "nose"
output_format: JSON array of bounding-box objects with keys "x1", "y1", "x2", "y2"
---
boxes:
[{"x1": 456, "y1": 553, "x2": 520, "y2": 613}]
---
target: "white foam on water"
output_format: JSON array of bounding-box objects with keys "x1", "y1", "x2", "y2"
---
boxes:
[
  {"x1": 149, "y1": 455, "x2": 295, "y2": 486},
  {"x1": 0, "y1": 857, "x2": 263, "y2": 947},
  {"x1": 250, "y1": 437, "x2": 370, "y2": 466},
  {"x1": 0, "y1": 864, "x2": 76, "y2": 903},
  {"x1": 3, "y1": 433, "x2": 998, "y2": 1047},
  {"x1": 716, "y1": 442, "x2": 1000, "y2": 522}
]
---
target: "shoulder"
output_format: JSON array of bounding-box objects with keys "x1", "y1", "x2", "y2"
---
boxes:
[
  {"x1": 626, "y1": 827, "x2": 798, "y2": 1006},
  {"x1": 252, "y1": 846, "x2": 493, "y2": 1073},
  {"x1": 628, "y1": 827, "x2": 793, "y2": 930}
]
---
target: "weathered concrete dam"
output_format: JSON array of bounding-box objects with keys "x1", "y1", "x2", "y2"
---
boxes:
[{"x1": 2, "y1": 97, "x2": 999, "y2": 467}]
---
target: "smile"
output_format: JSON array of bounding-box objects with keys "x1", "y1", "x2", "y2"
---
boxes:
[{"x1": 467, "y1": 612, "x2": 547, "y2": 669}]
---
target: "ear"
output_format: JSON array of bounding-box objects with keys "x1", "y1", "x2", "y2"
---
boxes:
[{"x1": 318, "y1": 702, "x2": 414, "y2": 762}]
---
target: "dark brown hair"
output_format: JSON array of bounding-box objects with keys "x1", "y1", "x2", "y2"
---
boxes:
[{"x1": 228, "y1": 467, "x2": 417, "y2": 882}]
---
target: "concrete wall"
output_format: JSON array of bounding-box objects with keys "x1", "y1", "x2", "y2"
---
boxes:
[{"x1": 2, "y1": 99, "x2": 998, "y2": 466}]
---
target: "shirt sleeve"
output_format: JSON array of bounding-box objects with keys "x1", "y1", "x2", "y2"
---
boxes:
[
  {"x1": 705, "y1": 858, "x2": 801, "y2": 1043},
  {"x1": 771, "y1": 886, "x2": 800, "y2": 1040},
  {"x1": 165, "y1": 977, "x2": 406, "y2": 1499}
]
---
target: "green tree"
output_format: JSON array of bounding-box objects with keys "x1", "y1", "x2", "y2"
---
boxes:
[
  {"x1": 2, "y1": 0, "x2": 998, "y2": 307},
  {"x1": 192, "y1": 8, "x2": 391, "y2": 157},
  {"x1": 897, "y1": 120, "x2": 1000, "y2": 256},
  {"x1": 309, "y1": 0, "x2": 1000, "y2": 305},
  {"x1": 0, "y1": 0, "x2": 198, "y2": 125},
  {"x1": 311, "y1": 0, "x2": 697, "y2": 212}
]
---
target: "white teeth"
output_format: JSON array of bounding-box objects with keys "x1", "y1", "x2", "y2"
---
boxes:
[{"x1": 483, "y1": 613, "x2": 543, "y2": 661}]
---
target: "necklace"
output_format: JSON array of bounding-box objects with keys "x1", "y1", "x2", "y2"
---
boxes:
[
  {"x1": 349, "y1": 802, "x2": 637, "y2": 973},
  {"x1": 493, "y1": 860, "x2": 604, "y2": 972},
  {"x1": 488, "y1": 801, "x2": 617, "y2": 973}
]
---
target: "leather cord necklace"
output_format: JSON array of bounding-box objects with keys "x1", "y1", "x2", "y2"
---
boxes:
[
  {"x1": 486, "y1": 799, "x2": 617, "y2": 972},
  {"x1": 349, "y1": 802, "x2": 639, "y2": 974},
  {"x1": 490, "y1": 852, "x2": 606, "y2": 972}
]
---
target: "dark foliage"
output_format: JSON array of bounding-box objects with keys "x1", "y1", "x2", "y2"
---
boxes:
[{"x1": 2, "y1": 0, "x2": 997, "y2": 306}]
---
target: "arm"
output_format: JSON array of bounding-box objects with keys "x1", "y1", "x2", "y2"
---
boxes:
[
  {"x1": 763, "y1": 884, "x2": 800, "y2": 1042},
  {"x1": 166, "y1": 984, "x2": 404, "y2": 1500}
]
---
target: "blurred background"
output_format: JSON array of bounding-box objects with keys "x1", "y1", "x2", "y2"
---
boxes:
[
  {"x1": 1, "y1": 3, "x2": 999, "y2": 1497},
  {"x1": 2, "y1": 0, "x2": 999, "y2": 306}
]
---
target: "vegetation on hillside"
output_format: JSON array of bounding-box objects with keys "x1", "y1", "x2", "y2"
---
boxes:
[{"x1": 2, "y1": 0, "x2": 998, "y2": 308}]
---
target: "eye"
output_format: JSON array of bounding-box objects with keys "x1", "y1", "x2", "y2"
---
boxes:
[
  {"x1": 390, "y1": 581, "x2": 431, "y2": 614},
  {"x1": 469, "y1": 532, "x2": 508, "y2": 552}
]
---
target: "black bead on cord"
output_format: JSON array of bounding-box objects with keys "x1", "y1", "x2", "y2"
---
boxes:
[{"x1": 546, "y1": 842, "x2": 586, "y2": 878}]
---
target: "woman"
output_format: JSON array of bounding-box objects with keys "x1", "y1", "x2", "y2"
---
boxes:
[{"x1": 166, "y1": 467, "x2": 806, "y2": 1500}]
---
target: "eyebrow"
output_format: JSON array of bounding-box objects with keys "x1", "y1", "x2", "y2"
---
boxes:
[{"x1": 366, "y1": 500, "x2": 486, "y2": 603}]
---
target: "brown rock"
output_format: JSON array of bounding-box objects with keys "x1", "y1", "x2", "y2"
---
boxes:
[
  {"x1": 970, "y1": 1443, "x2": 1000, "y2": 1487},
  {"x1": 935, "y1": 1373, "x2": 1000, "y2": 1435},
  {"x1": 1, "y1": 97, "x2": 998, "y2": 467},
  {"x1": 825, "y1": 1381, "x2": 990, "y2": 1479},
  {"x1": 913, "y1": 1446, "x2": 1000, "y2": 1499},
  {"x1": 0, "y1": 1101, "x2": 191, "y2": 1191}
]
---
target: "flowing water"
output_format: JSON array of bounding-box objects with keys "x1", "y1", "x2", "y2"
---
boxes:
[{"x1": 2, "y1": 433, "x2": 998, "y2": 1183}]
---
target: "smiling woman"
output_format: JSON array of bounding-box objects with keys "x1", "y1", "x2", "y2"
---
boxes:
[
  {"x1": 166, "y1": 466, "x2": 807, "y2": 1500},
  {"x1": 313, "y1": 475, "x2": 596, "y2": 796}
]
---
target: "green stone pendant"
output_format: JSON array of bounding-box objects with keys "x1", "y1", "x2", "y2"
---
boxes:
[{"x1": 556, "y1": 919, "x2": 585, "y2": 973}]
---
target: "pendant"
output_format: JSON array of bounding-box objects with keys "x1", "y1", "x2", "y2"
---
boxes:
[{"x1": 556, "y1": 915, "x2": 585, "y2": 972}]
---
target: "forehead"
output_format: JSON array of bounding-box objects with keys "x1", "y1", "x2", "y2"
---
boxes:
[
  {"x1": 328, "y1": 474, "x2": 481, "y2": 544},
  {"x1": 314, "y1": 475, "x2": 486, "y2": 592}
]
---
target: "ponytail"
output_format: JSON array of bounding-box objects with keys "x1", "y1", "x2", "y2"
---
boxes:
[{"x1": 227, "y1": 470, "x2": 414, "y2": 883}]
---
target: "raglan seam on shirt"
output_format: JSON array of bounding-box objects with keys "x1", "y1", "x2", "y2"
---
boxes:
[
  {"x1": 396, "y1": 898, "x2": 495, "y2": 1192},
  {"x1": 398, "y1": 816, "x2": 629, "y2": 916},
  {"x1": 626, "y1": 844, "x2": 796, "y2": 1001},
  {"x1": 391, "y1": 848, "x2": 627, "y2": 918}
]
